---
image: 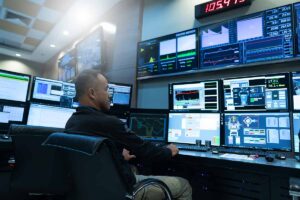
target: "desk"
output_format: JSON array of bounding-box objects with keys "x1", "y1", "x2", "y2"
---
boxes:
[{"x1": 162, "y1": 151, "x2": 300, "y2": 200}]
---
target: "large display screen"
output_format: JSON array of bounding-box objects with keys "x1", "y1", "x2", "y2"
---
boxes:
[
  {"x1": 137, "y1": 29, "x2": 198, "y2": 77},
  {"x1": 292, "y1": 72, "x2": 300, "y2": 110},
  {"x1": 58, "y1": 49, "x2": 76, "y2": 82},
  {"x1": 32, "y1": 77, "x2": 76, "y2": 108},
  {"x1": 293, "y1": 113, "x2": 300, "y2": 153},
  {"x1": 199, "y1": 4, "x2": 294, "y2": 70},
  {"x1": 129, "y1": 112, "x2": 168, "y2": 141},
  {"x1": 294, "y1": 3, "x2": 300, "y2": 56},
  {"x1": 224, "y1": 113, "x2": 291, "y2": 151},
  {"x1": 0, "y1": 70, "x2": 30, "y2": 102},
  {"x1": 168, "y1": 113, "x2": 220, "y2": 146},
  {"x1": 223, "y1": 74, "x2": 289, "y2": 111},
  {"x1": 77, "y1": 28, "x2": 102, "y2": 73},
  {"x1": 169, "y1": 81, "x2": 219, "y2": 111}
]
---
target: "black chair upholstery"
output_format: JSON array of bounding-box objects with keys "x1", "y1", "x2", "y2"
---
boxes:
[
  {"x1": 43, "y1": 132, "x2": 172, "y2": 200},
  {"x1": 9, "y1": 125, "x2": 69, "y2": 195}
]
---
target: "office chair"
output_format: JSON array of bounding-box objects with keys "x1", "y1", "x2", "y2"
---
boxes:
[
  {"x1": 43, "y1": 132, "x2": 173, "y2": 200},
  {"x1": 9, "y1": 125, "x2": 69, "y2": 198}
]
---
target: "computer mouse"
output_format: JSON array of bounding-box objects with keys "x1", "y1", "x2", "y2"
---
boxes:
[
  {"x1": 211, "y1": 149, "x2": 219, "y2": 154},
  {"x1": 275, "y1": 154, "x2": 286, "y2": 160},
  {"x1": 265, "y1": 154, "x2": 275, "y2": 162}
]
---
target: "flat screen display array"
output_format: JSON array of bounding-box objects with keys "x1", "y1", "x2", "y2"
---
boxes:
[
  {"x1": 32, "y1": 77, "x2": 76, "y2": 108},
  {"x1": 108, "y1": 83, "x2": 132, "y2": 108},
  {"x1": 27, "y1": 103, "x2": 75, "y2": 128},
  {"x1": 223, "y1": 74, "x2": 289, "y2": 111},
  {"x1": 129, "y1": 113, "x2": 168, "y2": 141},
  {"x1": 137, "y1": 29, "x2": 198, "y2": 77},
  {"x1": 58, "y1": 49, "x2": 76, "y2": 82},
  {"x1": 168, "y1": 113, "x2": 220, "y2": 146},
  {"x1": 170, "y1": 81, "x2": 219, "y2": 111},
  {"x1": 0, "y1": 70, "x2": 30, "y2": 102},
  {"x1": 224, "y1": 113, "x2": 291, "y2": 150},
  {"x1": 137, "y1": 4, "x2": 297, "y2": 78},
  {"x1": 200, "y1": 4, "x2": 293, "y2": 69},
  {"x1": 77, "y1": 28, "x2": 102, "y2": 73}
]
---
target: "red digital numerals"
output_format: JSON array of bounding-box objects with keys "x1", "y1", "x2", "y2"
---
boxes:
[{"x1": 205, "y1": 0, "x2": 246, "y2": 13}]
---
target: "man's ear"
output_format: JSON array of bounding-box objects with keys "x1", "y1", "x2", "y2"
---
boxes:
[{"x1": 88, "y1": 88, "x2": 96, "y2": 100}]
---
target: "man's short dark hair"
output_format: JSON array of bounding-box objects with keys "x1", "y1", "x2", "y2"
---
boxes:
[{"x1": 75, "y1": 69, "x2": 103, "y2": 99}]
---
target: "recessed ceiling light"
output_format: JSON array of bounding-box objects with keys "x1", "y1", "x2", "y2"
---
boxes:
[
  {"x1": 63, "y1": 30, "x2": 69, "y2": 36},
  {"x1": 16, "y1": 53, "x2": 21, "y2": 57},
  {"x1": 50, "y1": 44, "x2": 56, "y2": 48}
]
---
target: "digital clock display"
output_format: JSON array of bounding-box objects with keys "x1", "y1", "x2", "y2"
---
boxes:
[{"x1": 195, "y1": 0, "x2": 252, "y2": 19}]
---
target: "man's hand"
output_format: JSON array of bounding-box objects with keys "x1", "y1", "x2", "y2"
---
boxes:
[
  {"x1": 122, "y1": 148, "x2": 136, "y2": 161},
  {"x1": 167, "y1": 144, "x2": 179, "y2": 157}
]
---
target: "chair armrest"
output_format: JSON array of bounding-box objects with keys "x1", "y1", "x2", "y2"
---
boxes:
[{"x1": 128, "y1": 178, "x2": 172, "y2": 200}]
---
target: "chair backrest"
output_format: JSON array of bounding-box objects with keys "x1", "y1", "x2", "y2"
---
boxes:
[
  {"x1": 43, "y1": 132, "x2": 136, "y2": 200},
  {"x1": 9, "y1": 125, "x2": 69, "y2": 194}
]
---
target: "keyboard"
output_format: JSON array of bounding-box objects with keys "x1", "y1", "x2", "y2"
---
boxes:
[
  {"x1": 176, "y1": 144, "x2": 209, "y2": 152},
  {"x1": 217, "y1": 147, "x2": 288, "y2": 157}
]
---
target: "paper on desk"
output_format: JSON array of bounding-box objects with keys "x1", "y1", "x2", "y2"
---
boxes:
[{"x1": 220, "y1": 153, "x2": 254, "y2": 161}]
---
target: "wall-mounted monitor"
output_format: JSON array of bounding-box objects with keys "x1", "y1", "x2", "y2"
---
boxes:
[
  {"x1": 168, "y1": 113, "x2": 220, "y2": 146},
  {"x1": 294, "y1": 3, "x2": 300, "y2": 56},
  {"x1": 169, "y1": 80, "x2": 219, "y2": 111},
  {"x1": 137, "y1": 29, "x2": 198, "y2": 77},
  {"x1": 224, "y1": 113, "x2": 291, "y2": 151},
  {"x1": 27, "y1": 103, "x2": 75, "y2": 128},
  {"x1": 58, "y1": 49, "x2": 76, "y2": 82},
  {"x1": 129, "y1": 109, "x2": 168, "y2": 142},
  {"x1": 0, "y1": 70, "x2": 30, "y2": 103},
  {"x1": 108, "y1": 83, "x2": 132, "y2": 109},
  {"x1": 31, "y1": 77, "x2": 77, "y2": 108},
  {"x1": 223, "y1": 74, "x2": 289, "y2": 111},
  {"x1": 76, "y1": 28, "x2": 103, "y2": 73},
  {"x1": 199, "y1": 4, "x2": 294, "y2": 70}
]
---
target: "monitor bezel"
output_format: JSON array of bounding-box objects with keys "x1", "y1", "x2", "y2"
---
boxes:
[
  {"x1": 129, "y1": 108, "x2": 169, "y2": 142},
  {"x1": 222, "y1": 73, "x2": 291, "y2": 112},
  {"x1": 169, "y1": 79, "x2": 221, "y2": 112},
  {"x1": 30, "y1": 76, "x2": 76, "y2": 107},
  {"x1": 109, "y1": 82, "x2": 133, "y2": 110},
  {"x1": 222, "y1": 112, "x2": 292, "y2": 152},
  {"x1": 0, "y1": 69, "x2": 31, "y2": 103},
  {"x1": 167, "y1": 111, "x2": 223, "y2": 147}
]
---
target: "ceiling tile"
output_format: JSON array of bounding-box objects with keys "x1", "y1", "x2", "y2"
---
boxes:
[
  {"x1": 3, "y1": 0, "x2": 41, "y2": 17},
  {"x1": 22, "y1": 43, "x2": 36, "y2": 51},
  {"x1": 0, "y1": 29, "x2": 25, "y2": 43},
  {"x1": 37, "y1": 6, "x2": 61, "y2": 24},
  {"x1": 27, "y1": 29, "x2": 46, "y2": 40},
  {"x1": 0, "y1": 19, "x2": 28, "y2": 35},
  {"x1": 24, "y1": 37, "x2": 41, "y2": 47},
  {"x1": 32, "y1": 18, "x2": 53, "y2": 32},
  {"x1": 29, "y1": 0, "x2": 46, "y2": 5},
  {"x1": 44, "y1": 0, "x2": 75, "y2": 12}
]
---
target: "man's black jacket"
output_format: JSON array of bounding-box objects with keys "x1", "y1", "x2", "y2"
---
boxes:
[{"x1": 65, "y1": 106, "x2": 172, "y2": 162}]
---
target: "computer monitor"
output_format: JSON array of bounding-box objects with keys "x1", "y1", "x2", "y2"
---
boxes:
[
  {"x1": 27, "y1": 103, "x2": 75, "y2": 128},
  {"x1": 0, "y1": 102, "x2": 26, "y2": 130},
  {"x1": 293, "y1": 113, "x2": 300, "y2": 153},
  {"x1": 169, "y1": 80, "x2": 219, "y2": 111},
  {"x1": 129, "y1": 110, "x2": 168, "y2": 141},
  {"x1": 76, "y1": 28, "x2": 102, "y2": 73},
  {"x1": 0, "y1": 70, "x2": 30, "y2": 102},
  {"x1": 292, "y1": 72, "x2": 300, "y2": 110},
  {"x1": 31, "y1": 77, "x2": 76, "y2": 108},
  {"x1": 223, "y1": 74, "x2": 289, "y2": 111},
  {"x1": 224, "y1": 113, "x2": 291, "y2": 151},
  {"x1": 168, "y1": 113, "x2": 220, "y2": 146},
  {"x1": 108, "y1": 83, "x2": 132, "y2": 109}
]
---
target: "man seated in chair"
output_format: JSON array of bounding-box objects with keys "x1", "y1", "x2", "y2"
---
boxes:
[{"x1": 65, "y1": 69, "x2": 192, "y2": 200}]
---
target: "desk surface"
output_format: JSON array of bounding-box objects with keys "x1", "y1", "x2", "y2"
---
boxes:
[{"x1": 179, "y1": 150, "x2": 300, "y2": 170}]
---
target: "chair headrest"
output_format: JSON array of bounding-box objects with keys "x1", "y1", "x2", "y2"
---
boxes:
[
  {"x1": 42, "y1": 132, "x2": 107, "y2": 156},
  {"x1": 9, "y1": 124, "x2": 64, "y2": 137}
]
